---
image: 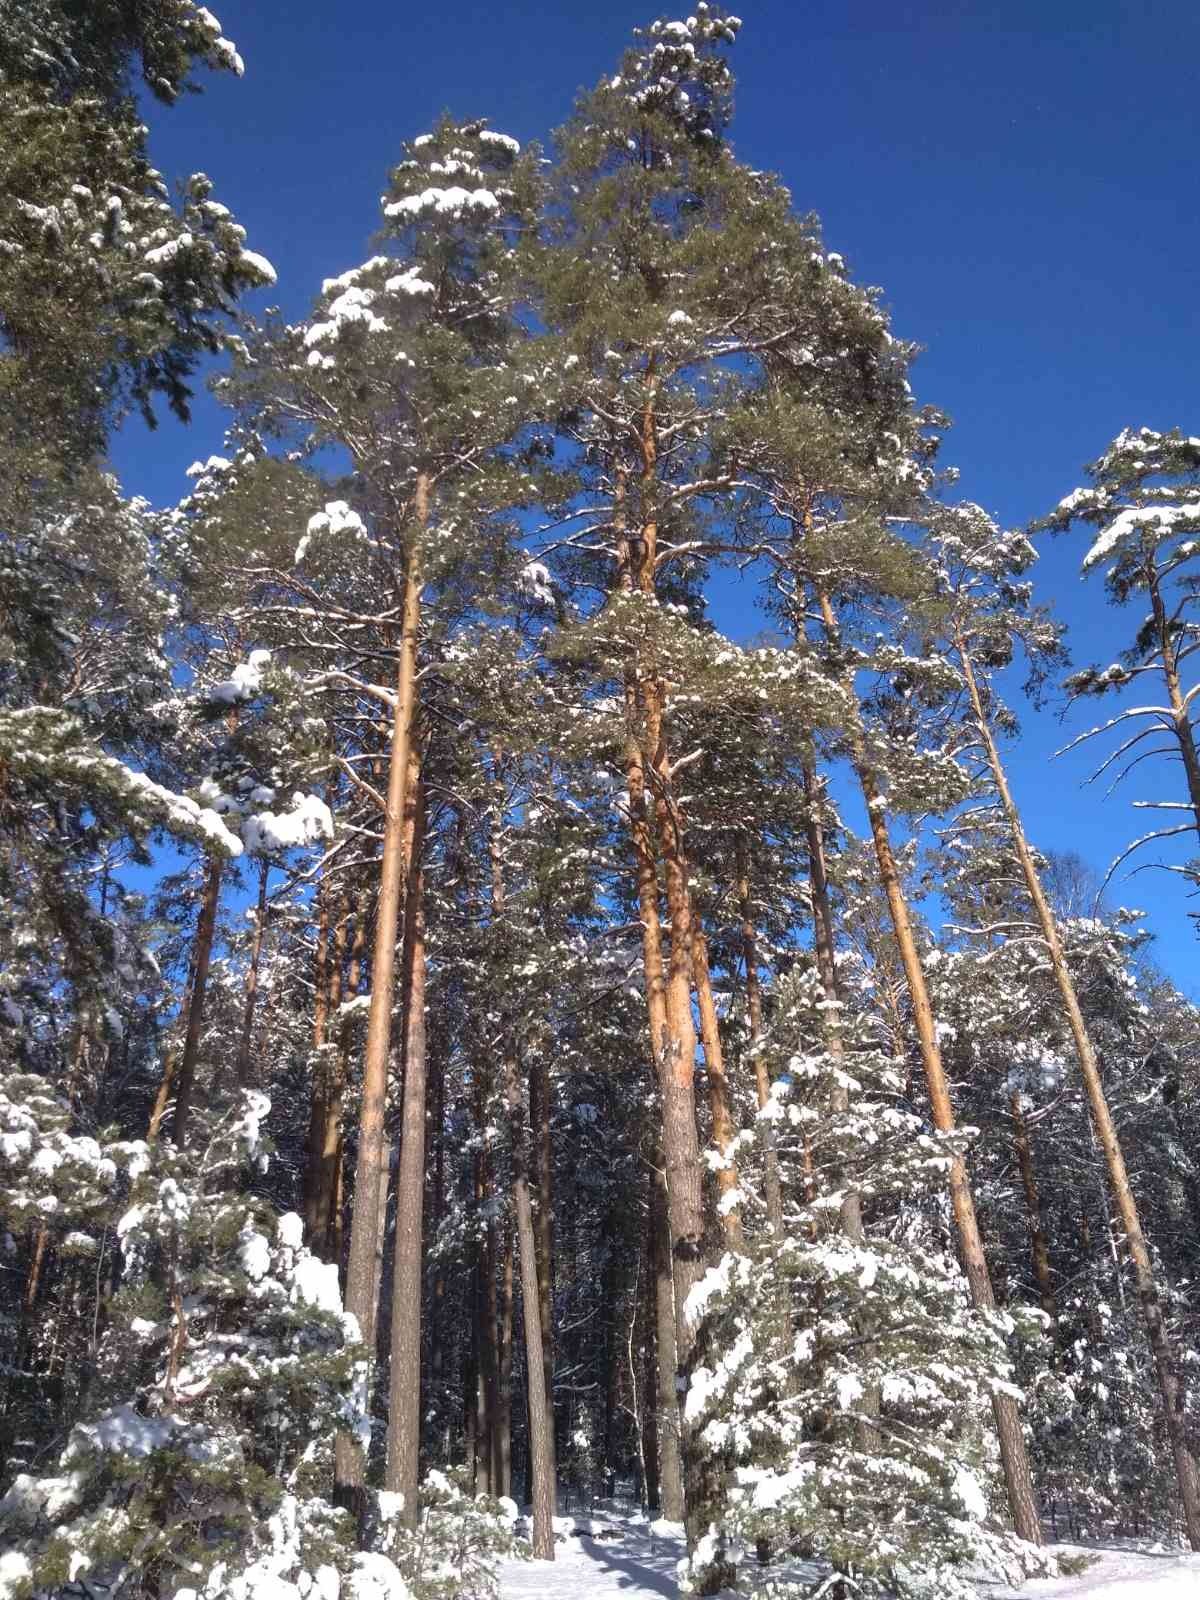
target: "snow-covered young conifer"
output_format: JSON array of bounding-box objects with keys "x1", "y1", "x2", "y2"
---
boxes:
[{"x1": 682, "y1": 965, "x2": 1049, "y2": 1599}]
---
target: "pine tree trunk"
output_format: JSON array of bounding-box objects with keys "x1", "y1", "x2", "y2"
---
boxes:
[
  {"x1": 690, "y1": 920, "x2": 742, "y2": 1243},
  {"x1": 384, "y1": 775, "x2": 428, "y2": 1526},
  {"x1": 23, "y1": 1224, "x2": 49, "y2": 1313},
  {"x1": 304, "y1": 879, "x2": 334, "y2": 1242},
  {"x1": 474, "y1": 1089, "x2": 499, "y2": 1498},
  {"x1": 800, "y1": 758, "x2": 868, "y2": 1249},
  {"x1": 504, "y1": 1042, "x2": 556, "y2": 1556},
  {"x1": 735, "y1": 839, "x2": 783, "y2": 1233},
  {"x1": 496, "y1": 1225, "x2": 514, "y2": 1501},
  {"x1": 959, "y1": 631, "x2": 1200, "y2": 1548},
  {"x1": 234, "y1": 857, "x2": 270, "y2": 1089},
  {"x1": 306, "y1": 897, "x2": 351, "y2": 1259},
  {"x1": 172, "y1": 852, "x2": 224, "y2": 1148},
  {"x1": 650, "y1": 1157, "x2": 685, "y2": 1523},
  {"x1": 430, "y1": 1041, "x2": 447, "y2": 1389},
  {"x1": 811, "y1": 579, "x2": 1043, "y2": 1544},
  {"x1": 146, "y1": 1045, "x2": 179, "y2": 1142},
  {"x1": 326, "y1": 910, "x2": 364, "y2": 1268},
  {"x1": 1009, "y1": 1090, "x2": 1057, "y2": 1328},
  {"x1": 639, "y1": 1222, "x2": 661, "y2": 1514},
  {"x1": 615, "y1": 389, "x2": 728, "y2": 1587},
  {"x1": 475, "y1": 1267, "x2": 496, "y2": 1496},
  {"x1": 336, "y1": 478, "x2": 425, "y2": 1512},
  {"x1": 530, "y1": 1051, "x2": 559, "y2": 1510}
]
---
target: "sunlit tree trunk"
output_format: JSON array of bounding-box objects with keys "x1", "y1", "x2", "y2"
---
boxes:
[
  {"x1": 336, "y1": 476, "x2": 425, "y2": 1511},
  {"x1": 384, "y1": 773, "x2": 428, "y2": 1525},
  {"x1": 959, "y1": 628, "x2": 1200, "y2": 1548},
  {"x1": 811, "y1": 575, "x2": 1043, "y2": 1545}
]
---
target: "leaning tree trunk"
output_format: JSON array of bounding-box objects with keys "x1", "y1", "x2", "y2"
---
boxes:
[
  {"x1": 384, "y1": 774, "x2": 428, "y2": 1526},
  {"x1": 336, "y1": 479, "x2": 425, "y2": 1511},
  {"x1": 959, "y1": 628, "x2": 1200, "y2": 1548},
  {"x1": 811, "y1": 577, "x2": 1043, "y2": 1545}
]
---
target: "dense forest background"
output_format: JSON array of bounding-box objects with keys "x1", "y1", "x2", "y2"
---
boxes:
[{"x1": 2, "y1": 7, "x2": 1199, "y2": 1600}]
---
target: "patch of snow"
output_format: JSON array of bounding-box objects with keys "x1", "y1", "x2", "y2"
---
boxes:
[
  {"x1": 238, "y1": 249, "x2": 277, "y2": 285},
  {"x1": 384, "y1": 187, "x2": 500, "y2": 221}
]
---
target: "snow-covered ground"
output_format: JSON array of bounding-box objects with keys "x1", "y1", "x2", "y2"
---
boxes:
[
  {"x1": 985, "y1": 1542, "x2": 1200, "y2": 1599},
  {"x1": 498, "y1": 1510, "x2": 1200, "y2": 1599}
]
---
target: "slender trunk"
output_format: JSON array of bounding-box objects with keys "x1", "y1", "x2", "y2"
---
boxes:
[
  {"x1": 530, "y1": 1052, "x2": 559, "y2": 1509},
  {"x1": 735, "y1": 840, "x2": 783, "y2": 1233},
  {"x1": 496, "y1": 1225, "x2": 514, "y2": 1502},
  {"x1": 234, "y1": 858, "x2": 270, "y2": 1089},
  {"x1": 430, "y1": 1042, "x2": 447, "y2": 1386},
  {"x1": 811, "y1": 577, "x2": 1042, "y2": 1544},
  {"x1": 147, "y1": 1045, "x2": 179, "y2": 1142},
  {"x1": 959, "y1": 630, "x2": 1200, "y2": 1547},
  {"x1": 465, "y1": 1327, "x2": 479, "y2": 1488},
  {"x1": 304, "y1": 881, "x2": 335, "y2": 1244},
  {"x1": 800, "y1": 759, "x2": 867, "y2": 1248},
  {"x1": 337, "y1": 478, "x2": 425, "y2": 1508},
  {"x1": 639, "y1": 1222, "x2": 661, "y2": 1513},
  {"x1": 173, "y1": 853, "x2": 224, "y2": 1148},
  {"x1": 327, "y1": 911, "x2": 365, "y2": 1269},
  {"x1": 23, "y1": 1225, "x2": 49, "y2": 1314},
  {"x1": 1009, "y1": 1090, "x2": 1057, "y2": 1327},
  {"x1": 650, "y1": 1156, "x2": 685, "y2": 1523},
  {"x1": 384, "y1": 776, "x2": 429, "y2": 1524},
  {"x1": 690, "y1": 920, "x2": 742, "y2": 1243},
  {"x1": 507, "y1": 1057, "x2": 556, "y2": 1556},
  {"x1": 474, "y1": 1083, "x2": 499, "y2": 1497}
]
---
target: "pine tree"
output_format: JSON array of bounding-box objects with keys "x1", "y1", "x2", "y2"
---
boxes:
[
  {"x1": 1040, "y1": 427, "x2": 1200, "y2": 889},
  {"x1": 927, "y1": 500, "x2": 1200, "y2": 1546}
]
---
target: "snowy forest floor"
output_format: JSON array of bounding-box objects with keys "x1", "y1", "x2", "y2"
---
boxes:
[{"x1": 498, "y1": 1507, "x2": 1200, "y2": 1599}]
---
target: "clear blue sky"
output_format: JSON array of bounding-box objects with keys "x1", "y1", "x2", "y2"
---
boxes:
[{"x1": 111, "y1": 1, "x2": 1200, "y2": 987}]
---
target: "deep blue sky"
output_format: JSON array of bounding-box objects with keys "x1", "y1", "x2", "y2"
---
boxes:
[{"x1": 111, "y1": 1, "x2": 1200, "y2": 987}]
